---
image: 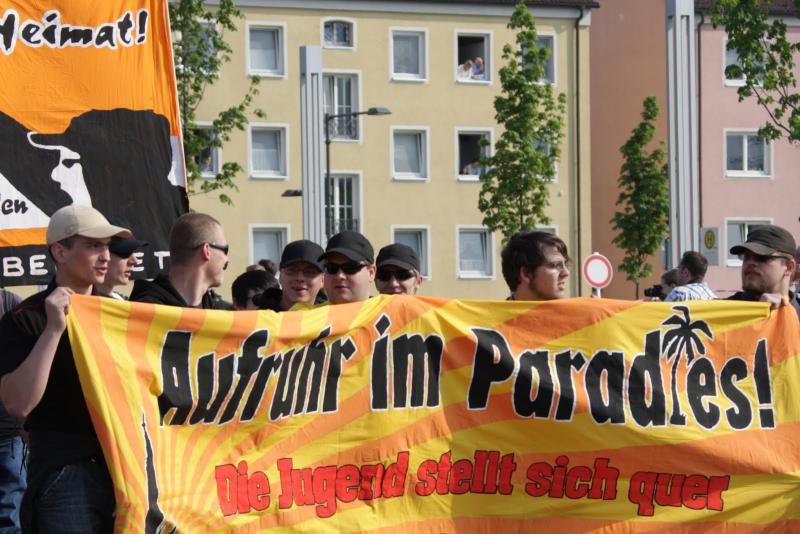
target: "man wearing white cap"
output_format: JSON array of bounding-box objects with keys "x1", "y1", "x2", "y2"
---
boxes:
[{"x1": 0, "y1": 205, "x2": 129, "y2": 532}]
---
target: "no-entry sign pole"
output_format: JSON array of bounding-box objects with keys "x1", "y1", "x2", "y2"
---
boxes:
[{"x1": 583, "y1": 252, "x2": 613, "y2": 298}]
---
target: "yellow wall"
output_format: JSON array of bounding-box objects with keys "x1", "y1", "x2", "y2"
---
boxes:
[{"x1": 191, "y1": 3, "x2": 593, "y2": 301}]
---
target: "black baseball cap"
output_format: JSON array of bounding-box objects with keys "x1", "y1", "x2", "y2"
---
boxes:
[
  {"x1": 109, "y1": 235, "x2": 148, "y2": 258},
  {"x1": 280, "y1": 240, "x2": 324, "y2": 270},
  {"x1": 319, "y1": 230, "x2": 374, "y2": 264},
  {"x1": 730, "y1": 224, "x2": 796, "y2": 257},
  {"x1": 377, "y1": 243, "x2": 420, "y2": 271}
]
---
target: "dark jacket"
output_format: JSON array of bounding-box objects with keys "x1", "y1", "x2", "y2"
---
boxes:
[
  {"x1": 129, "y1": 274, "x2": 224, "y2": 309},
  {"x1": 726, "y1": 290, "x2": 800, "y2": 321}
]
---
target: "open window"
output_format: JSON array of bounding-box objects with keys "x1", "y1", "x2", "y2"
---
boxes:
[
  {"x1": 456, "y1": 32, "x2": 491, "y2": 82},
  {"x1": 456, "y1": 129, "x2": 491, "y2": 181}
]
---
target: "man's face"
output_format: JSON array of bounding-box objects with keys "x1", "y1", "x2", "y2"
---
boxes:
[
  {"x1": 678, "y1": 265, "x2": 691, "y2": 285},
  {"x1": 741, "y1": 251, "x2": 793, "y2": 295},
  {"x1": 54, "y1": 236, "x2": 111, "y2": 287},
  {"x1": 520, "y1": 245, "x2": 569, "y2": 301},
  {"x1": 323, "y1": 252, "x2": 375, "y2": 304},
  {"x1": 375, "y1": 266, "x2": 422, "y2": 295},
  {"x1": 279, "y1": 261, "x2": 323, "y2": 307},
  {"x1": 206, "y1": 225, "x2": 228, "y2": 288},
  {"x1": 105, "y1": 252, "x2": 139, "y2": 288}
]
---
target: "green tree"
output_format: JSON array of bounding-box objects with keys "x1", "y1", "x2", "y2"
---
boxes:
[
  {"x1": 171, "y1": 0, "x2": 265, "y2": 205},
  {"x1": 611, "y1": 96, "x2": 669, "y2": 298},
  {"x1": 711, "y1": 0, "x2": 800, "y2": 142},
  {"x1": 478, "y1": 1, "x2": 567, "y2": 241}
]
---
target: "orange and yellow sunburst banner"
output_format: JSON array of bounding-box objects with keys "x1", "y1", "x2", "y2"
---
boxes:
[{"x1": 66, "y1": 294, "x2": 800, "y2": 532}]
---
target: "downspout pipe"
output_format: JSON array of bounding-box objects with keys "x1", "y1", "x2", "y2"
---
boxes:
[
  {"x1": 696, "y1": 12, "x2": 704, "y2": 227},
  {"x1": 574, "y1": 6, "x2": 585, "y2": 295}
]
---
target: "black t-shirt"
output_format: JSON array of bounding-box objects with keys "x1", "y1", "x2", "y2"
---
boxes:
[
  {"x1": 726, "y1": 290, "x2": 800, "y2": 321},
  {"x1": 0, "y1": 282, "x2": 102, "y2": 460},
  {"x1": 0, "y1": 289, "x2": 22, "y2": 439}
]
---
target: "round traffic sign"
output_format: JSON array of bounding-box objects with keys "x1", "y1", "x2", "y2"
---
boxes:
[{"x1": 583, "y1": 253, "x2": 613, "y2": 289}]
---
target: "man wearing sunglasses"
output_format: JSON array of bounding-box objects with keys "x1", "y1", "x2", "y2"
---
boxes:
[
  {"x1": 319, "y1": 231, "x2": 376, "y2": 305},
  {"x1": 726, "y1": 224, "x2": 800, "y2": 320},
  {"x1": 375, "y1": 243, "x2": 424, "y2": 296},
  {"x1": 130, "y1": 212, "x2": 230, "y2": 309},
  {"x1": 95, "y1": 233, "x2": 148, "y2": 300},
  {"x1": 501, "y1": 230, "x2": 571, "y2": 301}
]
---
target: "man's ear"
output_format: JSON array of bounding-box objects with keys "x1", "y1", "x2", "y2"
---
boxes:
[
  {"x1": 367, "y1": 264, "x2": 377, "y2": 282},
  {"x1": 785, "y1": 257, "x2": 797, "y2": 279},
  {"x1": 50, "y1": 242, "x2": 67, "y2": 264},
  {"x1": 518, "y1": 266, "x2": 533, "y2": 287}
]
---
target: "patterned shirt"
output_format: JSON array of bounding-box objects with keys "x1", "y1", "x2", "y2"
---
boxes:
[{"x1": 664, "y1": 282, "x2": 717, "y2": 302}]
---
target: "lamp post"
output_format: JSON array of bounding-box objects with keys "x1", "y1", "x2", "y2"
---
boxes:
[{"x1": 324, "y1": 107, "x2": 390, "y2": 236}]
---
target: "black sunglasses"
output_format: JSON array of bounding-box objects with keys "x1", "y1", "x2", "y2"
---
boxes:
[
  {"x1": 376, "y1": 268, "x2": 415, "y2": 282},
  {"x1": 195, "y1": 242, "x2": 229, "y2": 255},
  {"x1": 324, "y1": 262, "x2": 367, "y2": 275}
]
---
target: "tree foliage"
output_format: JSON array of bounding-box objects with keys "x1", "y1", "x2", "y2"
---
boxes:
[
  {"x1": 478, "y1": 1, "x2": 567, "y2": 241},
  {"x1": 611, "y1": 97, "x2": 669, "y2": 298},
  {"x1": 170, "y1": 0, "x2": 265, "y2": 205},
  {"x1": 711, "y1": 0, "x2": 800, "y2": 142}
]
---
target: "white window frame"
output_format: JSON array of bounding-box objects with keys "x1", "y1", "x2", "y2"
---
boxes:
[
  {"x1": 390, "y1": 126, "x2": 430, "y2": 181},
  {"x1": 536, "y1": 224, "x2": 559, "y2": 235},
  {"x1": 193, "y1": 121, "x2": 221, "y2": 179},
  {"x1": 325, "y1": 170, "x2": 363, "y2": 236},
  {"x1": 455, "y1": 127, "x2": 493, "y2": 182},
  {"x1": 723, "y1": 37, "x2": 763, "y2": 88},
  {"x1": 389, "y1": 28, "x2": 428, "y2": 83},
  {"x1": 532, "y1": 137, "x2": 559, "y2": 182},
  {"x1": 322, "y1": 69, "x2": 363, "y2": 144},
  {"x1": 723, "y1": 129, "x2": 772, "y2": 179},
  {"x1": 535, "y1": 32, "x2": 557, "y2": 85},
  {"x1": 246, "y1": 21, "x2": 287, "y2": 79},
  {"x1": 321, "y1": 17, "x2": 356, "y2": 50},
  {"x1": 391, "y1": 224, "x2": 432, "y2": 279},
  {"x1": 454, "y1": 30, "x2": 493, "y2": 85},
  {"x1": 724, "y1": 217, "x2": 773, "y2": 267},
  {"x1": 456, "y1": 225, "x2": 495, "y2": 280},
  {"x1": 248, "y1": 122, "x2": 290, "y2": 180},
  {"x1": 249, "y1": 224, "x2": 290, "y2": 265}
]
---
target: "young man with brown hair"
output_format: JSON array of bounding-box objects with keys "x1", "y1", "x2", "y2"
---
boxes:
[
  {"x1": 0, "y1": 205, "x2": 130, "y2": 532},
  {"x1": 501, "y1": 230, "x2": 571, "y2": 301}
]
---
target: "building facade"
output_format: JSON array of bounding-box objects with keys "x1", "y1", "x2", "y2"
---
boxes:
[{"x1": 191, "y1": 0, "x2": 595, "y2": 300}]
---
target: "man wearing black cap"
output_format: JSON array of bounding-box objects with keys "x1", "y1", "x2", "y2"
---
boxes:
[
  {"x1": 375, "y1": 243, "x2": 424, "y2": 295},
  {"x1": 320, "y1": 231, "x2": 376, "y2": 305},
  {"x1": 726, "y1": 224, "x2": 800, "y2": 320},
  {"x1": 278, "y1": 240, "x2": 325, "y2": 310},
  {"x1": 96, "y1": 233, "x2": 148, "y2": 300}
]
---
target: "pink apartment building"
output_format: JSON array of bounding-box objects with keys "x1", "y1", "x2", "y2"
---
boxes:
[{"x1": 695, "y1": 0, "x2": 800, "y2": 295}]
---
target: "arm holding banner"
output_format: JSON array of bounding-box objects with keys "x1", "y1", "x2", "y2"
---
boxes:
[{"x1": 0, "y1": 288, "x2": 71, "y2": 417}]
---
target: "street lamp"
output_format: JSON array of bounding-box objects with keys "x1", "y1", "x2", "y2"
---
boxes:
[{"x1": 324, "y1": 107, "x2": 391, "y2": 236}]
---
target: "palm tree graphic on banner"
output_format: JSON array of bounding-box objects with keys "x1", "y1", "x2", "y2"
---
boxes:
[{"x1": 661, "y1": 305, "x2": 714, "y2": 425}]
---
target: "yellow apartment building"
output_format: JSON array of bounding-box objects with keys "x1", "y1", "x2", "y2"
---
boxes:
[{"x1": 191, "y1": 0, "x2": 595, "y2": 300}]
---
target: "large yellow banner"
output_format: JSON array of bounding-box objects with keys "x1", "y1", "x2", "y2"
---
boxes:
[{"x1": 66, "y1": 294, "x2": 800, "y2": 532}]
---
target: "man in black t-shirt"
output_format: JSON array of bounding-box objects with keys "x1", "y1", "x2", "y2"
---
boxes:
[
  {"x1": 0, "y1": 288, "x2": 23, "y2": 532},
  {"x1": 0, "y1": 205, "x2": 130, "y2": 533}
]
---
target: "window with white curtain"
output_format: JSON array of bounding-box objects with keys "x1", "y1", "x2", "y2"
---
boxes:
[
  {"x1": 393, "y1": 227, "x2": 429, "y2": 277},
  {"x1": 323, "y1": 20, "x2": 354, "y2": 48},
  {"x1": 392, "y1": 30, "x2": 426, "y2": 80},
  {"x1": 458, "y1": 228, "x2": 492, "y2": 277},
  {"x1": 250, "y1": 126, "x2": 286, "y2": 178},
  {"x1": 251, "y1": 227, "x2": 286, "y2": 264},
  {"x1": 248, "y1": 25, "x2": 284, "y2": 76},
  {"x1": 325, "y1": 174, "x2": 359, "y2": 237},
  {"x1": 392, "y1": 129, "x2": 427, "y2": 179}
]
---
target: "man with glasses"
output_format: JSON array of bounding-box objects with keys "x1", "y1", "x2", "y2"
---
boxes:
[
  {"x1": 726, "y1": 224, "x2": 800, "y2": 320},
  {"x1": 276, "y1": 240, "x2": 325, "y2": 310},
  {"x1": 319, "y1": 231, "x2": 376, "y2": 305},
  {"x1": 130, "y1": 212, "x2": 229, "y2": 308},
  {"x1": 375, "y1": 243, "x2": 424, "y2": 296},
  {"x1": 501, "y1": 230, "x2": 570, "y2": 301},
  {"x1": 95, "y1": 232, "x2": 148, "y2": 300}
]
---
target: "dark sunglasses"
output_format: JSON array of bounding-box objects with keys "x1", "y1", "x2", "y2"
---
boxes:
[
  {"x1": 324, "y1": 262, "x2": 367, "y2": 275},
  {"x1": 194, "y1": 242, "x2": 229, "y2": 255},
  {"x1": 376, "y1": 268, "x2": 415, "y2": 282}
]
